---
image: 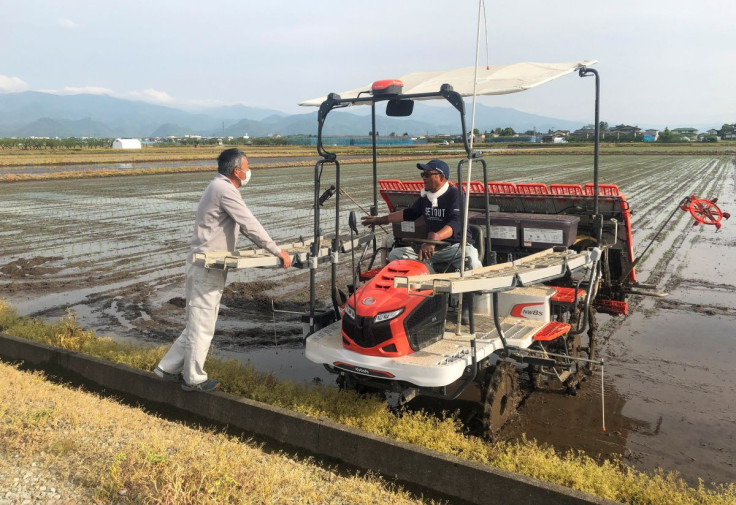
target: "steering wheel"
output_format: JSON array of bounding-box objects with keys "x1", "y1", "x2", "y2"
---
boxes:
[
  {"x1": 400, "y1": 237, "x2": 451, "y2": 248},
  {"x1": 401, "y1": 238, "x2": 451, "y2": 273}
]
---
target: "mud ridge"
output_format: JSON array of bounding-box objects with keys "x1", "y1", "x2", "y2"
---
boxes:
[{"x1": 656, "y1": 299, "x2": 736, "y2": 317}]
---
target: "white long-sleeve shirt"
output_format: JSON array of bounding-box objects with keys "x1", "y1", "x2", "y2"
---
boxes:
[{"x1": 187, "y1": 173, "x2": 281, "y2": 262}]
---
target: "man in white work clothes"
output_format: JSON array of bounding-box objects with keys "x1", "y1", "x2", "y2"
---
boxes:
[{"x1": 155, "y1": 148, "x2": 291, "y2": 392}]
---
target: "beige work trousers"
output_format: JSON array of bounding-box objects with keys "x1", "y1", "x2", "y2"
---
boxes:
[{"x1": 157, "y1": 261, "x2": 227, "y2": 386}]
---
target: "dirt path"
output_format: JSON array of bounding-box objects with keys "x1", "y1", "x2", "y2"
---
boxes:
[{"x1": 1, "y1": 154, "x2": 734, "y2": 485}]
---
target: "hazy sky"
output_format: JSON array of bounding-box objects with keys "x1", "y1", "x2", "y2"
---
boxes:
[{"x1": 2, "y1": 0, "x2": 734, "y2": 128}]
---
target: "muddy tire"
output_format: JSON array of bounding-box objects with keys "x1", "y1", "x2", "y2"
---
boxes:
[
  {"x1": 336, "y1": 372, "x2": 371, "y2": 395},
  {"x1": 482, "y1": 362, "x2": 522, "y2": 439},
  {"x1": 527, "y1": 365, "x2": 544, "y2": 390},
  {"x1": 564, "y1": 330, "x2": 584, "y2": 391}
]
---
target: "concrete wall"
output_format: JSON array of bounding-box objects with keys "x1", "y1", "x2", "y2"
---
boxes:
[{"x1": 0, "y1": 333, "x2": 616, "y2": 505}]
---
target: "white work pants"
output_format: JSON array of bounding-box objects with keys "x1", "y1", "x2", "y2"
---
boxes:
[{"x1": 157, "y1": 262, "x2": 227, "y2": 386}]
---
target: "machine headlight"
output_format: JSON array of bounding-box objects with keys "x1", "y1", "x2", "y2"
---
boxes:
[
  {"x1": 374, "y1": 308, "x2": 404, "y2": 323},
  {"x1": 344, "y1": 304, "x2": 356, "y2": 319}
]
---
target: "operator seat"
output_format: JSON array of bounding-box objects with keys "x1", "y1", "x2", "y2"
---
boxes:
[{"x1": 431, "y1": 224, "x2": 485, "y2": 274}]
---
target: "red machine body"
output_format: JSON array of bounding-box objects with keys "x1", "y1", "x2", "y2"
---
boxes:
[
  {"x1": 342, "y1": 260, "x2": 447, "y2": 357},
  {"x1": 371, "y1": 79, "x2": 404, "y2": 95}
]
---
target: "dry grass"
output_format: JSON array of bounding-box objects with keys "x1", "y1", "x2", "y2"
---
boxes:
[
  {"x1": 0, "y1": 145, "x2": 314, "y2": 167},
  {"x1": 0, "y1": 362, "x2": 436, "y2": 504},
  {"x1": 0, "y1": 163, "x2": 305, "y2": 182},
  {"x1": 1, "y1": 299, "x2": 734, "y2": 505},
  {"x1": 4, "y1": 144, "x2": 733, "y2": 183},
  {"x1": 0, "y1": 144, "x2": 431, "y2": 168},
  {"x1": 0, "y1": 155, "x2": 432, "y2": 183},
  {"x1": 0, "y1": 143, "x2": 441, "y2": 182}
]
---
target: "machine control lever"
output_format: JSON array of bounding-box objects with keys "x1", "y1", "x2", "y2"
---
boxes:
[{"x1": 317, "y1": 185, "x2": 336, "y2": 207}]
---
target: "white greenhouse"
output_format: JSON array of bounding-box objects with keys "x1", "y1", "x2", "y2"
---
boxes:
[{"x1": 112, "y1": 138, "x2": 142, "y2": 149}]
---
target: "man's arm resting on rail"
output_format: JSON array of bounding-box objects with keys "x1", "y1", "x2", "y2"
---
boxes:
[{"x1": 361, "y1": 211, "x2": 404, "y2": 226}]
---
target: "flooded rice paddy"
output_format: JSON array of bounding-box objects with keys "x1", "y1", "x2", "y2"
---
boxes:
[{"x1": 1, "y1": 153, "x2": 734, "y2": 486}]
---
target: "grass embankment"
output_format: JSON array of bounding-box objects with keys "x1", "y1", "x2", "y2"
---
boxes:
[
  {"x1": 0, "y1": 144, "x2": 434, "y2": 168},
  {"x1": 0, "y1": 144, "x2": 445, "y2": 183},
  {"x1": 0, "y1": 300, "x2": 734, "y2": 505},
  {"x1": 0, "y1": 155, "x2": 435, "y2": 183},
  {"x1": 0, "y1": 364, "x2": 430, "y2": 504}
]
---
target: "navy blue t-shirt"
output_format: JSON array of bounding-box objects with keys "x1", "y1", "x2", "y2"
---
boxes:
[{"x1": 402, "y1": 184, "x2": 473, "y2": 245}]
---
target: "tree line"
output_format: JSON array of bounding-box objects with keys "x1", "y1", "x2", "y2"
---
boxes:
[
  {"x1": 0, "y1": 137, "x2": 114, "y2": 150},
  {"x1": 2, "y1": 122, "x2": 733, "y2": 149}
]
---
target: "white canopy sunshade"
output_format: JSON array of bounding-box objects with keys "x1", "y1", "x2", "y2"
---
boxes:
[{"x1": 299, "y1": 60, "x2": 596, "y2": 107}]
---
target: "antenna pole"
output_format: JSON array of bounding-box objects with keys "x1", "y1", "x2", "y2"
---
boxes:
[
  {"x1": 460, "y1": 0, "x2": 484, "y2": 279},
  {"x1": 579, "y1": 66, "x2": 601, "y2": 242}
]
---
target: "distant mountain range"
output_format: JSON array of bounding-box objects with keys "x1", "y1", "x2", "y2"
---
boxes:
[{"x1": 0, "y1": 91, "x2": 586, "y2": 139}]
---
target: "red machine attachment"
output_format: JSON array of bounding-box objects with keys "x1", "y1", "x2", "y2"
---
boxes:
[
  {"x1": 371, "y1": 79, "x2": 404, "y2": 95},
  {"x1": 680, "y1": 195, "x2": 730, "y2": 230}
]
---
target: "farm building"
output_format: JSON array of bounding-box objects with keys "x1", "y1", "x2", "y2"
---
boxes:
[
  {"x1": 112, "y1": 138, "x2": 142, "y2": 149},
  {"x1": 672, "y1": 127, "x2": 698, "y2": 136}
]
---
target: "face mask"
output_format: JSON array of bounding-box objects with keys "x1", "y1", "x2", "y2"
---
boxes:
[{"x1": 238, "y1": 169, "x2": 251, "y2": 187}]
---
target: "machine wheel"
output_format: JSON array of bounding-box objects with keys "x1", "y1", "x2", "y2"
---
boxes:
[
  {"x1": 482, "y1": 362, "x2": 522, "y2": 439},
  {"x1": 530, "y1": 303, "x2": 581, "y2": 390},
  {"x1": 336, "y1": 371, "x2": 375, "y2": 396},
  {"x1": 527, "y1": 365, "x2": 544, "y2": 390},
  {"x1": 562, "y1": 303, "x2": 598, "y2": 390},
  {"x1": 563, "y1": 330, "x2": 584, "y2": 392}
]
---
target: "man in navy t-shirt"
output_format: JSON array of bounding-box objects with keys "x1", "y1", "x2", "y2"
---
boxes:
[{"x1": 361, "y1": 159, "x2": 482, "y2": 272}]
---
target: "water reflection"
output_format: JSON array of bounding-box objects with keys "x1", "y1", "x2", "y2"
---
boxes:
[
  {"x1": 217, "y1": 344, "x2": 334, "y2": 385},
  {"x1": 502, "y1": 374, "x2": 635, "y2": 459}
]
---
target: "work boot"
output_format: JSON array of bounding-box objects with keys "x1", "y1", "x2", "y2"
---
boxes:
[
  {"x1": 154, "y1": 366, "x2": 184, "y2": 384},
  {"x1": 181, "y1": 378, "x2": 221, "y2": 392}
]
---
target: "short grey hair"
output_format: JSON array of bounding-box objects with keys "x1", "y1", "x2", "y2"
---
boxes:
[{"x1": 217, "y1": 148, "x2": 246, "y2": 176}]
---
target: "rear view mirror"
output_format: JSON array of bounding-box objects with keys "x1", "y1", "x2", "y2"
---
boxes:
[{"x1": 386, "y1": 99, "x2": 414, "y2": 117}]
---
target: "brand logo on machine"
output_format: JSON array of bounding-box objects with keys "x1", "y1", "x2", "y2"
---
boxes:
[
  {"x1": 362, "y1": 297, "x2": 376, "y2": 305},
  {"x1": 333, "y1": 362, "x2": 396, "y2": 379},
  {"x1": 510, "y1": 302, "x2": 545, "y2": 319}
]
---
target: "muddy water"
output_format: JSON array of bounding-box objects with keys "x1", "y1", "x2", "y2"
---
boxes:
[
  {"x1": 612, "y1": 170, "x2": 736, "y2": 484},
  {"x1": 1, "y1": 154, "x2": 734, "y2": 486},
  {"x1": 505, "y1": 157, "x2": 736, "y2": 486}
]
